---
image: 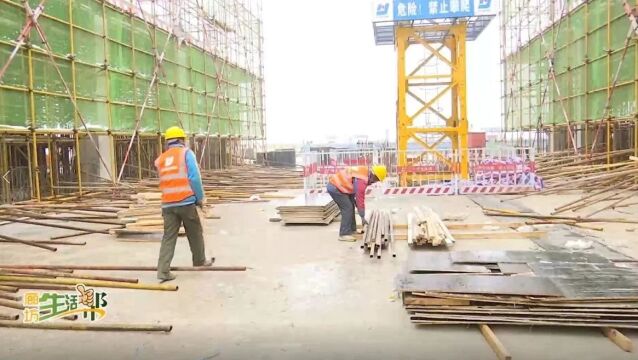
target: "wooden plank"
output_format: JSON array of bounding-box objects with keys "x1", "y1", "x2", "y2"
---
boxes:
[
  {"x1": 601, "y1": 327, "x2": 634, "y2": 352},
  {"x1": 412, "y1": 320, "x2": 638, "y2": 329},
  {"x1": 396, "y1": 274, "x2": 563, "y2": 297},
  {"x1": 403, "y1": 294, "x2": 470, "y2": 306},
  {"x1": 479, "y1": 325, "x2": 512, "y2": 360},
  {"x1": 451, "y1": 231, "x2": 546, "y2": 239},
  {"x1": 498, "y1": 263, "x2": 533, "y2": 275}
]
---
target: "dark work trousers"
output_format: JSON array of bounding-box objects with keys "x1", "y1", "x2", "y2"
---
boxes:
[
  {"x1": 327, "y1": 183, "x2": 357, "y2": 236},
  {"x1": 157, "y1": 204, "x2": 207, "y2": 278}
]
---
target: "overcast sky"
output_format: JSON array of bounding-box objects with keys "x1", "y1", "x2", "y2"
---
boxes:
[{"x1": 262, "y1": 0, "x2": 501, "y2": 145}]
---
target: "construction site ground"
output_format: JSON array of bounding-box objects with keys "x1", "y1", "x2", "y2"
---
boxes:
[{"x1": 1, "y1": 192, "x2": 637, "y2": 360}]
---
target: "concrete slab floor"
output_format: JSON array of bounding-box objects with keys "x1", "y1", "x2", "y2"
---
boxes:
[{"x1": 0, "y1": 193, "x2": 637, "y2": 360}]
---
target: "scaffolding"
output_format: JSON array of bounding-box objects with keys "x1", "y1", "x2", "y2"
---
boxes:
[
  {"x1": 500, "y1": 0, "x2": 638, "y2": 160},
  {"x1": 0, "y1": 0, "x2": 265, "y2": 203}
]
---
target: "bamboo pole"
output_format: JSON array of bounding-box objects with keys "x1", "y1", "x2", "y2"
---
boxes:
[
  {"x1": 0, "y1": 276, "x2": 177, "y2": 291},
  {"x1": 0, "y1": 234, "x2": 57, "y2": 252},
  {"x1": 0, "y1": 291, "x2": 20, "y2": 301},
  {"x1": 0, "y1": 285, "x2": 18, "y2": 293},
  {"x1": 0, "y1": 282, "x2": 75, "y2": 291},
  {"x1": 0, "y1": 268, "x2": 138, "y2": 284},
  {"x1": 0, "y1": 239, "x2": 85, "y2": 246},
  {"x1": 0, "y1": 264, "x2": 246, "y2": 272},
  {"x1": 0, "y1": 321, "x2": 172, "y2": 332},
  {"x1": 0, "y1": 216, "x2": 110, "y2": 234},
  {"x1": 0, "y1": 313, "x2": 18, "y2": 321}
]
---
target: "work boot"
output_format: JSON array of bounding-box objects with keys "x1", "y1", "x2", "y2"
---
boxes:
[
  {"x1": 158, "y1": 273, "x2": 177, "y2": 283},
  {"x1": 338, "y1": 235, "x2": 357, "y2": 242},
  {"x1": 194, "y1": 258, "x2": 214, "y2": 267}
]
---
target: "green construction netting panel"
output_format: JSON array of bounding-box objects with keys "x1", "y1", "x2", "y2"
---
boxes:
[
  {"x1": 571, "y1": 66, "x2": 586, "y2": 95},
  {"x1": 588, "y1": 0, "x2": 608, "y2": 30},
  {"x1": 571, "y1": 6, "x2": 586, "y2": 40},
  {"x1": 205, "y1": 56, "x2": 216, "y2": 75},
  {"x1": 35, "y1": 94, "x2": 73, "y2": 129},
  {"x1": 110, "y1": 104, "x2": 136, "y2": 131},
  {"x1": 177, "y1": 66, "x2": 190, "y2": 88},
  {"x1": 32, "y1": 53, "x2": 72, "y2": 95},
  {"x1": 206, "y1": 76, "x2": 218, "y2": 93},
  {"x1": 139, "y1": 108, "x2": 158, "y2": 133},
  {"x1": 75, "y1": 63, "x2": 107, "y2": 99},
  {"x1": 175, "y1": 88, "x2": 190, "y2": 112},
  {"x1": 133, "y1": 20, "x2": 153, "y2": 52},
  {"x1": 156, "y1": 30, "x2": 173, "y2": 62},
  {"x1": 134, "y1": 50, "x2": 154, "y2": 79},
  {"x1": 0, "y1": 2, "x2": 22, "y2": 42},
  {"x1": 191, "y1": 48, "x2": 205, "y2": 73},
  {"x1": 108, "y1": 41, "x2": 133, "y2": 72},
  {"x1": 570, "y1": 96, "x2": 586, "y2": 121},
  {"x1": 191, "y1": 115, "x2": 208, "y2": 134},
  {"x1": 587, "y1": 27, "x2": 607, "y2": 60},
  {"x1": 587, "y1": 90, "x2": 608, "y2": 119},
  {"x1": 569, "y1": 38, "x2": 586, "y2": 68},
  {"x1": 0, "y1": 89, "x2": 30, "y2": 127},
  {"x1": 554, "y1": 47, "x2": 569, "y2": 74},
  {"x1": 110, "y1": 72, "x2": 135, "y2": 104},
  {"x1": 0, "y1": 45, "x2": 28, "y2": 88},
  {"x1": 74, "y1": 29, "x2": 105, "y2": 65},
  {"x1": 610, "y1": 84, "x2": 635, "y2": 118},
  {"x1": 135, "y1": 78, "x2": 157, "y2": 107},
  {"x1": 32, "y1": 16, "x2": 70, "y2": 55},
  {"x1": 191, "y1": 73, "x2": 206, "y2": 92},
  {"x1": 193, "y1": 94, "x2": 206, "y2": 114},
  {"x1": 159, "y1": 111, "x2": 178, "y2": 132},
  {"x1": 106, "y1": 7, "x2": 131, "y2": 44},
  {"x1": 175, "y1": 45, "x2": 189, "y2": 67},
  {"x1": 35, "y1": 0, "x2": 70, "y2": 21},
  {"x1": 588, "y1": 58, "x2": 607, "y2": 91},
  {"x1": 161, "y1": 62, "x2": 177, "y2": 84},
  {"x1": 610, "y1": 48, "x2": 636, "y2": 83},
  {"x1": 72, "y1": 1, "x2": 103, "y2": 35},
  {"x1": 611, "y1": 17, "x2": 631, "y2": 50},
  {"x1": 77, "y1": 99, "x2": 108, "y2": 130}
]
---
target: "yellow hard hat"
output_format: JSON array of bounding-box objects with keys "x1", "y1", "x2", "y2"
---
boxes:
[
  {"x1": 371, "y1": 164, "x2": 387, "y2": 181},
  {"x1": 165, "y1": 126, "x2": 186, "y2": 140}
]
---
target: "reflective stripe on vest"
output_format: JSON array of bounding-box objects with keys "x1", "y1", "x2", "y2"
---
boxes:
[
  {"x1": 156, "y1": 147, "x2": 195, "y2": 203},
  {"x1": 329, "y1": 166, "x2": 368, "y2": 194}
]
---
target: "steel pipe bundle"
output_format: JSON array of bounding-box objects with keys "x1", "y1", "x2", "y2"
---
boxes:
[{"x1": 360, "y1": 210, "x2": 396, "y2": 259}]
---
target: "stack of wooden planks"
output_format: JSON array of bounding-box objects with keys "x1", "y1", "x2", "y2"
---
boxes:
[
  {"x1": 398, "y1": 250, "x2": 638, "y2": 329},
  {"x1": 408, "y1": 206, "x2": 455, "y2": 247},
  {"x1": 276, "y1": 194, "x2": 339, "y2": 225},
  {"x1": 360, "y1": 210, "x2": 396, "y2": 259}
]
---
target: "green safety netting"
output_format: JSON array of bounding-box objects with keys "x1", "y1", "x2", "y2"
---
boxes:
[
  {"x1": 503, "y1": 0, "x2": 636, "y2": 130},
  {"x1": 0, "y1": 0, "x2": 264, "y2": 138}
]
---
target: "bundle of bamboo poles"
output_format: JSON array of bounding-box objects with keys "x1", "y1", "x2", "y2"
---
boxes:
[
  {"x1": 360, "y1": 210, "x2": 396, "y2": 259},
  {"x1": 408, "y1": 207, "x2": 455, "y2": 247}
]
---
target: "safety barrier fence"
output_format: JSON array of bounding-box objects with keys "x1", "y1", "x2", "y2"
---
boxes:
[{"x1": 300, "y1": 147, "x2": 542, "y2": 196}]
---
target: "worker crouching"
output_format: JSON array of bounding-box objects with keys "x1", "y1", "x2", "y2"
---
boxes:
[
  {"x1": 155, "y1": 126, "x2": 212, "y2": 282},
  {"x1": 327, "y1": 165, "x2": 387, "y2": 241}
]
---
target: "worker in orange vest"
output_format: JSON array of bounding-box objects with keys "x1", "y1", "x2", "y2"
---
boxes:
[
  {"x1": 327, "y1": 165, "x2": 387, "y2": 241},
  {"x1": 155, "y1": 126, "x2": 212, "y2": 282}
]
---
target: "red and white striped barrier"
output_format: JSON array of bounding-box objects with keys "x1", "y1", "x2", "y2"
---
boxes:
[
  {"x1": 381, "y1": 186, "x2": 453, "y2": 195},
  {"x1": 458, "y1": 185, "x2": 535, "y2": 194},
  {"x1": 307, "y1": 186, "x2": 454, "y2": 196}
]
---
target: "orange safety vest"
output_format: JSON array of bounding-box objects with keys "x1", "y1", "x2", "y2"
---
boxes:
[
  {"x1": 329, "y1": 166, "x2": 369, "y2": 194},
  {"x1": 155, "y1": 147, "x2": 195, "y2": 204}
]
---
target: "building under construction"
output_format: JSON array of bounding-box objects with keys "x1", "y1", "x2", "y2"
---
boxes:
[
  {"x1": 500, "y1": 0, "x2": 638, "y2": 159},
  {"x1": 0, "y1": 0, "x2": 264, "y2": 203}
]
